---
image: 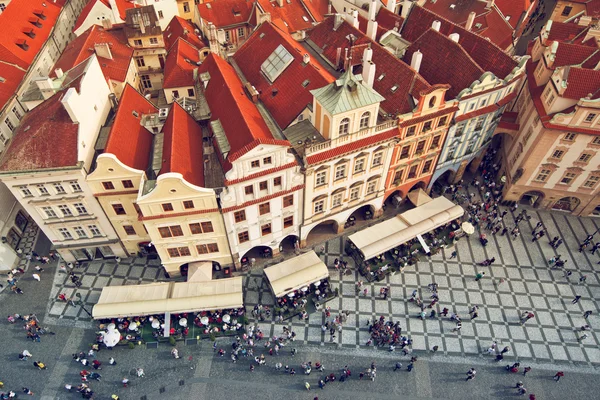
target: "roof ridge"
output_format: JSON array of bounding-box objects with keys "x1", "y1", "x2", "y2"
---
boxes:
[{"x1": 421, "y1": 28, "x2": 486, "y2": 75}]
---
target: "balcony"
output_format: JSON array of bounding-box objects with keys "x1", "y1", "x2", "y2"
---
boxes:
[{"x1": 137, "y1": 65, "x2": 163, "y2": 74}]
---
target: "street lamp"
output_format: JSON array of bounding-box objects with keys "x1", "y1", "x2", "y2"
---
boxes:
[{"x1": 73, "y1": 293, "x2": 93, "y2": 318}]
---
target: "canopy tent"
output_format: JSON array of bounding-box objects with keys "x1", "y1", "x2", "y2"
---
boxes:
[
  {"x1": 187, "y1": 261, "x2": 213, "y2": 282},
  {"x1": 348, "y1": 196, "x2": 464, "y2": 261},
  {"x1": 92, "y1": 277, "x2": 244, "y2": 319},
  {"x1": 264, "y1": 251, "x2": 329, "y2": 298},
  {"x1": 407, "y1": 188, "x2": 433, "y2": 206}
]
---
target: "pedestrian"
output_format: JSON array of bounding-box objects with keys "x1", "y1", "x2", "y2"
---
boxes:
[
  {"x1": 33, "y1": 361, "x2": 46, "y2": 370},
  {"x1": 577, "y1": 333, "x2": 589, "y2": 342},
  {"x1": 432, "y1": 345, "x2": 439, "y2": 353},
  {"x1": 501, "y1": 346, "x2": 510, "y2": 355},
  {"x1": 449, "y1": 250, "x2": 457, "y2": 259},
  {"x1": 108, "y1": 357, "x2": 116, "y2": 365},
  {"x1": 32, "y1": 274, "x2": 40, "y2": 282},
  {"x1": 523, "y1": 366, "x2": 531, "y2": 376},
  {"x1": 584, "y1": 310, "x2": 592, "y2": 319},
  {"x1": 407, "y1": 363, "x2": 414, "y2": 372},
  {"x1": 553, "y1": 371, "x2": 564, "y2": 382},
  {"x1": 394, "y1": 362, "x2": 402, "y2": 371},
  {"x1": 572, "y1": 295, "x2": 582, "y2": 304},
  {"x1": 579, "y1": 275, "x2": 587, "y2": 284},
  {"x1": 22, "y1": 388, "x2": 33, "y2": 396},
  {"x1": 452, "y1": 321, "x2": 462, "y2": 332},
  {"x1": 475, "y1": 271, "x2": 485, "y2": 281},
  {"x1": 122, "y1": 378, "x2": 129, "y2": 387},
  {"x1": 466, "y1": 368, "x2": 476, "y2": 381},
  {"x1": 441, "y1": 307, "x2": 449, "y2": 317}
]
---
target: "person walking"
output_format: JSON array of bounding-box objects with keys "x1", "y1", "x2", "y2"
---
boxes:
[
  {"x1": 553, "y1": 371, "x2": 564, "y2": 382},
  {"x1": 394, "y1": 362, "x2": 402, "y2": 371},
  {"x1": 572, "y1": 295, "x2": 582, "y2": 304},
  {"x1": 584, "y1": 310, "x2": 592, "y2": 319},
  {"x1": 523, "y1": 366, "x2": 531, "y2": 376},
  {"x1": 577, "y1": 333, "x2": 589, "y2": 342},
  {"x1": 579, "y1": 275, "x2": 587, "y2": 285},
  {"x1": 466, "y1": 368, "x2": 476, "y2": 381},
  {"x1": 32, "y1": 274, "x2": 41, "y2": 282},
  {"x1": 475, "y1": 271, "x2": 486, "y2": 281},
  {"x1": 407, "y1": 362, "x2": 414, "y2": 372},
  {"x1": 449, "y1": 250, "x2": 457, "y2": 259}
]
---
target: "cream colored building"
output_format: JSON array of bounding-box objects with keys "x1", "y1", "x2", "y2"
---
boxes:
[{"x1": 176, "y1": 0, "x2": 195, "y2": 21}]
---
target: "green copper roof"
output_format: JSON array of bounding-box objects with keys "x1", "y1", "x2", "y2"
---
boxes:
[{"x1": 310, "y1": 71, "x2": 385, "y2": 115}]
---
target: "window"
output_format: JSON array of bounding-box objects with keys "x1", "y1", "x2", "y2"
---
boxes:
[
  {"x1": 172, "y1": 90, "x2": 179, "y2": 99},
  {"x1": 183, "y1": 2, "x2": 190, "y2": 12},
  {"x1": 183, "y1": 200, "x2": 194, "y2": 209},
  {"x1": 197, "y1": 243, "x2": 219, "y2": 254},
  {"x1": 372, "y1": 152, "x2": 383, "y2": 167},
  {"x1": 134, "y1": 39, "x2": 142, "y2": 46},
  {"x1": 259, "y1": 181, "x2": 268, "y2": 191},
  {"x1": 564, "y1": 132, "x2": 577, "y2": 141},
  {"x1": 250, "y1": 160, "x2": 260, "y2": 168},
  {"x1": 583, "y1": 175, "x2": 600, "y2": 188},
  {"x1": 335, "y1": 164, "x2": 346, "y2": 180},
  {"x1": 112, "y1": 204, "x2": 126, "y2": 215},
  {"x1": 562, "y1": 5, "x2": 572, "y2": 16},
  {"x1": 274, "y1": 177, "x2": 282, "y2": 186},
  {"x1": 187, "y1": 88, "x2": 195, "y2": 97},
  {"x1": 70, "y1": 182, "x2": 82, "y2": 192},
  {"x1": 551, "y1": 149, "x2": 565, "y2": 159},
  {"x1": 422, "y1": 121, "x2": 432, "y2": 132},
  {"x1": 406, "y1": 126, "x2": 416, "y2": 137},
  {"x1": 37, "y1": 185, "x2": 49, "y2": 195},
  {"x1": 314, "y1": 199, "x2": 325, "y2": 213},
  {"x1": 158, "y1": 225, "x2": 184, "y2": 238},
  {"x1": 234, "y1": 210, "x2": 246, "y2": 223},
  {"x1": 201, "y1": 222, "x2": 214, "y2": 233},
  {"x1": 359, "y1": 112, "x2": 370, "y2": 129},
  {"x1": 225, "y1": 30, "x2": 231, "y2": 42},
  {"x1": 438, "y1": 116, "x2": 447, "y2": 127},
  {"x1": 400, "y1": 145, "x2": 410, "y2": 159},
  {"x1": 339, "y1": 118, "x2": 350, "y2": 135},
  {"x1": 238, "y1": 27, "x2": 245, "y2": 37},
  {"x1": 135, "y1": 56, "x2": 145, "y2": 67},
  {"x1": 74, "y1": 226, "x2": 87, "y2": 238},
  {"x1": 238, "y1": 231, "x2": 250, "y2": 243},
  {"x1": 162, "y1": 203, "x2": 174, "y2": 212},
  {"x1": 261, "y1": 223, "x2": 272, "y2": 236},
  {"x1": 546, "y1": 93, "x2": 555, "y2": 106},
  {"x1": 54, "y1": 183, "x2": 66, "y2": 194},
  {"x1": 428, "y1": 96, "x2": 437, "y2": 108},
  {"x1": 0, "y1": 4, "x2": 5, "y2": 11},
  {"x1": 102, "y1": 181, "x2": 115, "y2": 190},
  {"x1": 284, "y1": 216, "x2": 294, "y2": 228},
  {"x1": 189, "y1": 223, "x2": 202, "y2": 234},
  {"x1": 422, "y1": 160, "x2": 433, "y2": 174},
  {"x1": 167, "y1": 247, "x2": 191, "y2": 258},
  {"x1": 122, "y1": 180, "x2": 134, "y2": 189},
  {"x1": 58, "y1": 228, "x2": 73, "y2": 240},
  {"x1": 315, "y1": 171, "x2": 326, "y2": 186},
  {"x1": 455, "y1": 123, "x2": 465, "y2": 137},
  {"x1": 446, "y1": 147, "x2": 456, "y2": 161},
  {"x1": 393, "y1": 169, "x2": 404, "y2": 185},
  {"x1": 244, "y1": 185, "x2": 254, "y2": 195},
  {"x1": 140, "y1": 75, "x2": 151, "y2": 89},
  {"x1": 415, "y1": 141, "x2": 426, "y2": 154},
  {"x1": 585, "y1": 113, "x2": 597, "y2": 123},
  {"x1": 74, "y1": 203, "x2": 87, "y2": 215},
  {"x1": 123, "y1": 225, "x2": 136, "y2": 235},
  {"x1": 366, "y1": 180, "x2": 377, "y2": 195},
  {"x1": 466, "y1": 141, "x2": 475, "y2": 154},
  {"x1": 150, "y1": 37, "x2": 159, "y2": 44},
  {"x1": 524, "y1": 127, "x2": 534, "y2": 144},
  {"x1": 12, "y1": 107, "x2": 22, "y2": 120},
  {"x1": 332, "y1": 193, "x2": 343, "y2": 207},
  {"x1": 42, "y1": 206, "x2": 57, "y2": 218},
  {"x1": 354, "y1": 158, "x2": 365, "y2": 174},
  {"x1": 58, "y1": 205, "x2": 73, "y2": 217},
  {"x1": 430, "y1": 135, "x2": 441, "y2": 150},
  {"x1": 88, "y1": 225, "x2": 102, "y2": 237},
  {"x1": 593, "y1": 137, "x2": 600, "y2": 145},
  {"x1": 4, "y1": 118, "x2": 14, "y2": 131},
  {"x1": 259, "y1": 202, "x2": 270, "y2": 215},
  {"x1": 560, "y1": 172, "x2": 577, "y2": 184},
  {"x1": 578, "y1": 153, "x2": 593, "y2": 163},
  {"x1": 475, "y1": 118, "x2": 485, "y2": 131},
  {"x1": 263, "y1": 157, "x2": 272, "y2": 165},
  {"x1": 349, "y1": 186, "x2": 360, "y2": 201},
  {"x1": 408, "y1": 165, "x2": 418, "y2": 179},
  {"x1": 280, "y1": 195, "x2": 293, "y2": 208}
]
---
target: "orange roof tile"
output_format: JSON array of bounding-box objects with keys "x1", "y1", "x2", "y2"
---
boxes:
[
  {"x1": 163, "y1": 38, "x2": 201, "y2": 89},
  {"x1": 495, "y1": 0, "x2": 536, "y2": 29},
  {"x1": 0, "y1": 0, "x2": 62, "y2": 70},
  {"x1": 160, "y1": 102, "x2": 205, "y2": 186},
  {"x1": 562, "y1": 67, "x2": 600, "y2": 99},
  {"x1": 52, "y1": 25, "x2": 134, "y2": 83},
  {"x1": 163, "y1": 16, "x2": 209, "y2": 52},
  {"x1": 553, "y1": 42, "x2": 599, "y2": 68},
  {"x1": 257, "y1": 0, "x2": 316, "y2": 33},
  {"x1": 199, "y1": 53, "x2": 290, "y2": 166},
  {"x1": 0, "y1": 62, "x2": 26, "y2": 112},
  {"x1": 233, "y1": 21, "x2": 335, "y2": 128},
  {"x1": 300, "y1": 0, "x2": 331, "y2": 21},
  {"x1": 0, "y1": 91, "x2": 79, "y2": 172},
  {"x1": 198, "y1": 0, "x2": 256, "y2": 28},
  {"x1": 546, "y1": 21, "x2": 589, "y2": 43},
  {"x1": 104, "y1": 84, "x2": 157, "y2": 170}
]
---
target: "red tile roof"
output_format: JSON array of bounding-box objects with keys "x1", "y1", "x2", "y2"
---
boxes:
[
  {"x1": 73, "y1": 0, "x2": 139, "y2": 32},
  {"x1": 586, "y1": 0, "x2": 600, "y2": 17},
  {"x1": 199, "y1": 53, "x2": 290, "y2": 166},
  {"x1": 0, "y1": 62, "x2": 26, "y2": 113},
  {"x1": 402, "y1": 5, "x2": 517, "y2": 79},
  {"x1": 160, "y1": 102, "x2": 205, "y2": 186},
  {"x1": 553, "y1": 42, "x2": 599, "y2": 68},
  {"x1": 403, "y1": 28, "x2": 484, "y2": 99},
  {"x1": 0, "y1": 0, "x2": 62, "y2": 70},
  {"x1": 546, "y1": 21, "x2": 589, "y2": 43},
  {"x1": 104, "y1": 84, "x2": 157, "y2": 170},
  {"x1": 164, "y1": 16, "x2": 209, "y2": 52},
  {"x1": 300, "y1": 0, "x2": 331, "y2": 21},
  {"x1": 163, "y1": 38, "x2": 201, "y2": 89},
  {"x1": 52, "y1": 25, "x2": 133, "y2": 83},
  {"x1": 257, "y1": 0, "x2": 316, "y2": 33},
  {"x1": 494, "y1": 0, "x2": 536, "y2": 29},
  {"x1": 198, "y1": 0, "x2": 256, "y2": 28},
  {"x1": 562, "y1": 67, "x2": 600, "y2": 99},
  {"x1": 307, "y1": 16, "x2": 432, "y2": 115},
  {"x1": 233, "y1": 21, "x2": 335, "y2": 128},
  {"x1": 376, "y1": 7, "x2": 405, "y2": 32},
  {"x1": 0, "y1": 91, "x2": 79, "y2": 172}
]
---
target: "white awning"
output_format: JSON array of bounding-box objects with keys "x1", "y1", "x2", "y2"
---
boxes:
[
  {"x1": 264, "y1": 251, "x2": 329, "y2": 298},
  {"x1": 348, "y1": 196, "x2": 464, "y2": 261}
]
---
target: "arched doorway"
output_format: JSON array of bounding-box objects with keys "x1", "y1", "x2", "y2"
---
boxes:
[
  {"x1": 279, "y1": 234, "x2": 299, "y2": 254},
  {"x1": 304, "y1": 220, "x2": 339, "y2": 248},
  {"x1": 407, "y1": 180, "x2": 427, "y2": 193},
  {"x1": 347, "y1": 204, "x2": 375, "y2": 224},
  {"x1": 241, "y1": 245, "x2": 273, "y2": 263},
  {"x1": 519, "y1": 191, "x2": 544, "y2": 208},
  {"x1": 180, "y1": 263, "x2": 189, "y2": 277},
  {"x1": 431, "y1": 170, "x2": 455, "y2": 194},
  {"x1": 384, "y1": 190, "x2": 403, "y2": 209},
  {"x1": 552, "y1": 196, "x2": 580, "y2": 212}
]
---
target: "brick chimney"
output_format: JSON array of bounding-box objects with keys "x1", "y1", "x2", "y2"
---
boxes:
[{"x1": 94, "y1": 43, "x2": 113, "y2": 60}]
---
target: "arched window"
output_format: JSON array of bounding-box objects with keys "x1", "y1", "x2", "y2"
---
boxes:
[
  {"x1": 359, "y1": 112, "x2": 370, "y2": 129},
  {"x1": 429, "y1": 96, "x2": 437, "y2": 108},
  {"x1": 339, "y1": 117, "x2": 350, "y2": 135}
]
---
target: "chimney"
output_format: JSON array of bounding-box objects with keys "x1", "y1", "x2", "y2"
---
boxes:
[
  {"x1": 334, "y1": 13, "x2": 344, "y2": 30},
  {"x1": 94, "y1": 43, "x2": 113, "y2": 60},
  {"x1": 328, "y1": 1, "x2": 332, "y2": 14},
  {"x1": 344, "y1": 10, "x2": 359, "y2": 29},
  {"x1": 60, "y1": 87, "x2": 80, "y2": 124},
  {"x1": 335, "y1": 47, "x2": 342, "y2": 68},
  {"x1": 54, "y1": 68, "x2": 64, "y2": 78},
  {"x1": 583, "y1": 24, "x2": 600, "y2": 43},
  {"x1": 101, "y1": 18, "x2": 113, "y2": 30},
  {"x1": 579, "y1": 15, "x2": 593, "y2": 26},
  {"x1": 466, "y1": 12, "x2": 476, "y2": 31},
  {"x1": 410, "y1": 50, "x2": 423, "y2": 73},
  {"x1": 368, "y1": 0, "x2": 377, "y2": 21},
  {"x1": 485, "y1": 0, "x2": 494, "y2": 9},
  {"x1": 367, "y1": 20, "x2": 378, "y2": 41},
  {"x1": 387, "y1": 0, "x2": 397, "y2": 12},
  {"x1": 400, "y1": 0, "x2": 412, "y2": 18},
  {"x1": 276, "y1": 0, "x2": 283, "y2": 7},
  {"x1": 362, "y1": 46, "x2": 375, "y2": 88},
  {"x1": 449, "y1": 33, "x2": 460, "y2": 43},
  {"x1": 550, "y1": 41, "x2": 559, "y2": 58},
  {"x1": 431, "y1": 20, "x2": 441, "y2": 32},
  {"x1": 303, "y1": 53, "x2": 310, "y2": 64}
]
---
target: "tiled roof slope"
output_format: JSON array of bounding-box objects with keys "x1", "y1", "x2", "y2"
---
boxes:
[
  {"x1": 52, "y1": 25, "x2": 133, "y2": 83},
  {"x1": 0, "y1": 0, "x2": 62, "y2": 70},
  {"x1": 562, "y1": 67, "x2": 600, "y2": 99},
  {"x1": 198, "y1": 0, "x2": 256, "y2": 27},
  {"x1": 163, "y1": 16, "x2": 209, "y2": 51},
  {"x1": 494, "y1": 0, "x2": 535, "y2": 29},
  {"x1": 301, "y1": 0, "x2": 331, "y2": 21},
  {"x1": 307, "y1": 16, "x2": 432, "y2": 115},
  {"x1": 160, "y1": 102, "x2": 205, "y2": 187},
  {"x1": 546, "y1": 21, "x2": 589, "y2": 43},
  {"x1": 163, "y1": 38, "x2": 201, "y2": 89},
  {"x1": 257, "y1": 0, "x2": 316, "y2": 33},
  {"x1": 402, "y1": 28, "x2": 485, "y2": 99},
  {"x1": 104, "y1": 84, "x2": 157, "y2": 171},
  {"x1": 553, "y1": 42, "x2": 599, "y2": 68},
  {"x1": 199, "y1": 53, "x2": 290, "y2": 167},
  {"x1": 401, "y1": 5, "x2": 517, "y2": 79},
  {"x1": 0, "y1": 62, "x2": 26, "y2": 113},
  {"x1": 233, "y1": 21, "x2": 335, "y2": 128},
  {"x1": 0, "y1": 91, "x2": 78, "y2": 171},
  {"x1": 74, "y1": 0, "x2": 139, "y2": 32}
]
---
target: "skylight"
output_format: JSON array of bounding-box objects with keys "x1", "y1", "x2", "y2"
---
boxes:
[{"x1": 261, "y1": 44, "x2": 294, "y2": 83}]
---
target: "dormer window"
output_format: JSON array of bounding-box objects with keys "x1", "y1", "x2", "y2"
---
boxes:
[
  {"x1": 15, "y1": 39, "x2": 29, "y2": 51},
  {"x1": 429, "y1": 96, "x2": 437, "y2": 108},
  {"x1": 22, "y1": 29, "x2": 36, "y2": 39},
  {"x1": 28, "y1": 17, "x2": 42, "y2": 28},
  {"x1": 339, "y1": 118, "x2": 350, "y2": 136},
  {"x1": 33, "y1": 10, "x2": 47, "y2": 20}
]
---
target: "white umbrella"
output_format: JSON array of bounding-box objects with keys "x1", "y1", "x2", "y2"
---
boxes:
[
  {"x1": 128, "y1": 323, "x2": 138, "y2": 331},
  {"x1": 179, "y1": 319, "x2": 188, "y2": 327},
  {"x1": 102, "y1": 329, "x2": 121, "y2": 348},
  {"x1": 200, "y1": 316, "x2": 209, "y2": 326},
  {"x1": 107, "y1": 323, "x2": 116, "y2": 331},
  {"x1": 287, "y1": 293, "x2": 295, "y2": 298},
  {"x1": 314, "y1": 281, "x2": 321, "y2": 286},
  {"x1": 222, "y1": 314, "x2": 231, "y2": 323},
  {"x1": 301, "y1": 287, "x2": 308, "y2": 292},
  {"x1": 461, "y1": 222, "x2": 475, "y2": 235},
  {"x1": 151, "y1": 320, "x2": 160, "y2": 329}
]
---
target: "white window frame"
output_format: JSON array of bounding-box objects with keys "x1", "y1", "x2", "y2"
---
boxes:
[
  {"x1": 334, "y1": 164, "x2": 346, "y2": 180},
  {"x1": 332, "y1": 192, "x2": 343, "y2": 207},
  {"x1": 314, "y1": 199, "x2": 325, "y2": 214},
  {"x1": 74, "y1": 203, "x2": 88, "y2": 215},
  {"x1": 315, "y1": 171, "x2": 326, "y2": 186},
  {"x1": 349, "y1": 186, "x2": 361, "y2": 201}
]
